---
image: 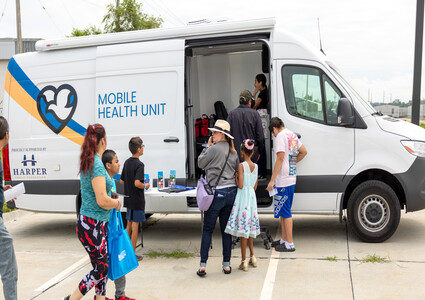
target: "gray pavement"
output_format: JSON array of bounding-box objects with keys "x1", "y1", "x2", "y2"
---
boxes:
[{"x1": 2, "y1": 209, "x2": 425, "y2": 300}]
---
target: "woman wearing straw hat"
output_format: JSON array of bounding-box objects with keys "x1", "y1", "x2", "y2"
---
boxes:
[{"x1": 197, "y1": 119, "x2": 240, "y2": 276}]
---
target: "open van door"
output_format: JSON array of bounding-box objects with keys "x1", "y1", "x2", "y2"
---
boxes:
[
  {"x1": 274, "y1": 61, "x2": 355, "y2": 213},
  {"x1": 95, "y1": 39, "x2": 188, "y2": 212}
]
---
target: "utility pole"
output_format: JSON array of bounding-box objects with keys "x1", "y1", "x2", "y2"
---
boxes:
[
  {"x1": 412, "y1": 0, "x2": 424, "y2": 125},
  {"x1": 15, "y1": 0, "x2": 22, "y2": 54}
]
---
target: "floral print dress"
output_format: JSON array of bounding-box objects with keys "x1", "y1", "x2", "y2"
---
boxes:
[{"x1": 225, "y1": 161, "x2": 260, "y2": 238}]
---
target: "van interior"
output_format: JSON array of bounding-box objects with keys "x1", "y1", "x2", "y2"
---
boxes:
[{"x1": 185, "y1": 35, "x2": 273, "y2": 207}]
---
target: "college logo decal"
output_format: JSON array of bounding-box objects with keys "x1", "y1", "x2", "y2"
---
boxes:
[{"x1": 36, "y1": 84, "x2": 78, "y2": 134}]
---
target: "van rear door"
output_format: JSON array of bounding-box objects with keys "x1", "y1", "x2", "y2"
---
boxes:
[
  {"x1": 274, "y1": 60, "x2": 355, "y2": 213},
  {"x1": 96, "y1": 39, "x2": 188, "y2": 212}
]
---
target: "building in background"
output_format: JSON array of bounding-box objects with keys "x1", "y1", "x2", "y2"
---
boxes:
[
  {"x1": 374, "y1": 103, "x2": 425, "y2": 120},
  {"x1": 374, "y1": 104, "x2": 409, "y2": 118},
  {"x1": 0, "y1": 38, "x2": 40, "y2": 115}
]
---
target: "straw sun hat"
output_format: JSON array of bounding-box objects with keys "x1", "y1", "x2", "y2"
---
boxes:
[{"x1": 209, "y1": 119, "x2": 234, "y2": 139}]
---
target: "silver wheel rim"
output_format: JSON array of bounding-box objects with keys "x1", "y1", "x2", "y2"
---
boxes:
[{"x1": 358, "y1": 194, "x2": 389, "y2": 232}]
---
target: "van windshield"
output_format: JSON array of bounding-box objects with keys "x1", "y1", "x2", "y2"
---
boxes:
[{"x1": 328, "y1": 63, "x2": 376, "y2": 115}]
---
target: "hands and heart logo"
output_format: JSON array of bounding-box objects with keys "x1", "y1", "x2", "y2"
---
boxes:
[{"x1": 36, "y1": 84, "x2": 78, "y2": 134}]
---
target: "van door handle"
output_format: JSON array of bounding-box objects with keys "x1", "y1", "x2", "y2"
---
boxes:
[{"x1": 164, "y1": 137, "x2": 179, "y2": 143}]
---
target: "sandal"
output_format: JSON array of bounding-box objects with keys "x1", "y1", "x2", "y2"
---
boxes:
[
  {"x1": 249, "y1": 255, "x2": 257, "y2": 267},
  {"x1": 222, "y1": 266, "x2": 232, "y2": 274},
  {"x1": 239, "y1": 260, "x2": 248, "y2": 272},
  {"x1": 196, "y1": 267, "x2": 207, "y2": 277}
]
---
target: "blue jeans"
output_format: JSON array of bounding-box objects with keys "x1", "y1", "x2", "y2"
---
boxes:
[
  {"x1": 200, "y1": 186, "x2": 237, "y2": 267},
  {"x1": 0, "y1": 217, "x2": 18, "y2": 300}
]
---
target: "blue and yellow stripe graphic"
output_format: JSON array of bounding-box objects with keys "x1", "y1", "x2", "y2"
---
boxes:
[{"x1": 5, "y1": 57, "x2": 86, "y2": 145}]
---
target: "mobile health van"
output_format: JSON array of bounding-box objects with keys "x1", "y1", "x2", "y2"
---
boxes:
[{"x1": 3, "y1": 18, "x2": 425, "y2": 242}]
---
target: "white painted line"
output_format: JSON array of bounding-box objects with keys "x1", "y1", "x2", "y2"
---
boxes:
[
  {"x1": 34, "y1": 256, "x2": 89, "y2": 293},
  {"x1": 259, "y1": 234, "x2": 281, "y2": 300}
]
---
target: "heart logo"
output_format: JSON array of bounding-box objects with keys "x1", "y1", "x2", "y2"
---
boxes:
[{"x1": 36, "y1": 84, "x2": 78, "y2": 134}]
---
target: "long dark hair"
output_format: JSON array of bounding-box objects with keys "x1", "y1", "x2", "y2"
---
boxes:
[
  {"x1": 79, "y1": 123, "x2": 106, "y2": 175},
  {"x1": 256, "y1": 74, "x2": 267, "y2": 91}
]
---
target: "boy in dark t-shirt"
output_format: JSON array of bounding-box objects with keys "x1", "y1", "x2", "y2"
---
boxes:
[{"x1": 120, "y1": 137, "x2": 150, "y2": 261}]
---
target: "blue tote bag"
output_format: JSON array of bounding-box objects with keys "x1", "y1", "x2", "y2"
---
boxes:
[{"x1": 107, "y1": 209, "x2": 139, "y2": 280}]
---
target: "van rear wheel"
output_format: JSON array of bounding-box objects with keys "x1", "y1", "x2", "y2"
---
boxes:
[{"x1": 347, "y1": 180, "x2": 400, "y2": 243}]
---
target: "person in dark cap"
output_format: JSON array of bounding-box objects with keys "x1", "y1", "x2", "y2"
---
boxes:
[{"x1": 227, "y1": 90, "x2": 266, "y2": 180}]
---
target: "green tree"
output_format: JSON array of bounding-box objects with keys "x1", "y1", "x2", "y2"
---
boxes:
[
  {"x1": 69, "y1": 0, "x2": 162, "y2": 37},
  {"x1": 69, "y1": 25, "x2": 102, "y2": 37},
  {"x1": 102, "y1": 0, "x2": 163, "y2": 33}
]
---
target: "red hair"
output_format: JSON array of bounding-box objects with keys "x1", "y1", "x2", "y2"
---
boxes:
[{"x1": 79, "y1": 123, "x2": 106, "y2": 175}]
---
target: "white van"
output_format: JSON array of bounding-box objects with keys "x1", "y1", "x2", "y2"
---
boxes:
[{"x1": 3, "y1": 18, "x2": 425, "y2": 242}]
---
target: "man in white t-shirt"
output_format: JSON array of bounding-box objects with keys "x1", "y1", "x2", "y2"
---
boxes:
[{"x1": 267, "y1": 117, "x2": 307, "y2": 252}]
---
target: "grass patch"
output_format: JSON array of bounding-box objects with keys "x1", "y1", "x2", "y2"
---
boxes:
[
  {"x1": 146, "y1": 249, "x2": 194, "y2": 259},
  {"x1": 2, "y1": 202, "x2": 16, "y2": 214},
  {"x1": 326, "y1": 256, "x2": 337, "y2": 262},
  {"x1": 420, "y1": 123, "x2": 425, "y2": 129},
  {"x1": 357, "y1": 254, "x2": 390, "y2": 264}
]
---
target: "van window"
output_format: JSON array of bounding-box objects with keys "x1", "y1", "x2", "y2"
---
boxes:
[
  {"x1": 323, "y1": 74, "x2": 342, "y2": 125},
  {"x1": 282, "y1": 65, "x2": 343, "y2": 125}
]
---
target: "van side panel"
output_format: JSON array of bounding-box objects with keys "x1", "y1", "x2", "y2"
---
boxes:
[{"x1": 95, "y1": 40, "x2": 186, "y2": 185}]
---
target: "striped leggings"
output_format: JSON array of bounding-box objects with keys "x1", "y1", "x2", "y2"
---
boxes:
[{"x1": 76, "y1": 214, "x2": 109, "y2": 296}]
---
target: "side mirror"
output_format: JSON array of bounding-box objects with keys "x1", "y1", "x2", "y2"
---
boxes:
[{"x1": 338, "y1": 98, "x2": 355, "y2": 126}]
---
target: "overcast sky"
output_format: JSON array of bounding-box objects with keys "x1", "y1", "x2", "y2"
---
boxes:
[{"x1": 0, "y1": 0, "x2": 422, "y2": 103}]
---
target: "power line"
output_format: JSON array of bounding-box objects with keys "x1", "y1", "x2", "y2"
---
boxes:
[
  {"x1": 0, "y1": 0, "x2": 9, "y2": 26},
  {"x1": 60, "y1": 0, "x2": 77, "y2": 27},
  {"x1": 155, "y1": 0, "x2": 185, "y2": 25},
  {"x1": 143, "y1": 0, "x2": 183, "y2": 26},
  {"x1": 79, "y1": 0, "x2": 107, "y2": 10},
  {"x1": 37, "y1": 0, "x2": 65, "y2": 36}
]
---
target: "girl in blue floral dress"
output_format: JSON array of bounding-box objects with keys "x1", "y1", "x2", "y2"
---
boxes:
[{"x1": 225, "y1": 139, "x2": 260, "y2": 271}]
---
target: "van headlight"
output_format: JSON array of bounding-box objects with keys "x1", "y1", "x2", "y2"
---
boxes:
[{"x1": 401, "y1": 141, "x2": 425, "y2": 157}]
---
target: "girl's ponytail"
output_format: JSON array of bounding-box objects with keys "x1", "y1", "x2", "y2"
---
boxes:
[{"x1": 79, "y1": 123, "x2": 105, "y2": 175}]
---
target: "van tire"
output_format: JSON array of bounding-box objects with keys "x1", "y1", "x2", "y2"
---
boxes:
[{"x1": 347, "y1": 180, "x2": 400, "y2": 243}]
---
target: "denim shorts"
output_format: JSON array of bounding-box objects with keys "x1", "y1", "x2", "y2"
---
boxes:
[
  {"x1": 126, "y1": 208, "x2": 146, "y2": 222},
  {"x1": 274, "y1": 185, "x2": 295, "y2": 218}
]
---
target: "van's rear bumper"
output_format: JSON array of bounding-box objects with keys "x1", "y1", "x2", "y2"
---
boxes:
[{"x1": 395, "y1": 157, "x2": 425, "y2": 212}]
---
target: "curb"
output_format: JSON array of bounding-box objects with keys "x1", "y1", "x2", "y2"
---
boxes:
[{"x1": 3, "y1": 209, "x2": 34, "y2": 223}]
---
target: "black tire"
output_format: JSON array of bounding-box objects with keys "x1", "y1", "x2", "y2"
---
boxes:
[{"x1": 347, "y1": 180, "x2": 401, "y2": 243}]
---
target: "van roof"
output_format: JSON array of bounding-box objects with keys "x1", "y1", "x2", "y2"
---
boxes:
[{"x1": 36, "y1": 18, "x2": 276, "y2": 51}]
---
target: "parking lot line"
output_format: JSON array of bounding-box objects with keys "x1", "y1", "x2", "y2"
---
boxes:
[
  {"x1": 259, "y1": 233, "x2": 280, "y2": 300},
  {"x1": 33, "y1": 256, "x2": 89, "y2": 296}
]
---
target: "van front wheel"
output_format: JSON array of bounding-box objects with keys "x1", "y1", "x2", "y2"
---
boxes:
[{"x1": 347, "y1": 180, "x2": 400, "y2": 243}]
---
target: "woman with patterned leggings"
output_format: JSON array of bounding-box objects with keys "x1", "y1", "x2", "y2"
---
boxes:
[{"x1": 63, "y1": 124, "x2": 122, "y2": 300}]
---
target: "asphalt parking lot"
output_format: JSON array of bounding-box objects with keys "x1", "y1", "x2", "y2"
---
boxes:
[{"x1": 3, "y1": 209, "x2": 425, "y2": 300}]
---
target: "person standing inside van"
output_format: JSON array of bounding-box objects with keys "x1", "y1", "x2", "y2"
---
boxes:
[
  {"x1": 63, "y1": 124, "x2": 122, "y2": 300},
  {"x1": 252, "y1": 74, "x2": 269, "y2": 180},
  {"x1": 102, "y1": 150, "x2": 135, "y2": 300},
  {"x1": 120, "y1": 137, "x2": 149, "y2": 261},
  {"x1": 267, "y1": 117, "x2": 307, "y2": 252},
  {"x1": 252, "y1": 74, "x2": 269, "y2": 111},
  {"x1": 197, "y1": 120, "x2": 239, "y2": 276},
  {"x1": 0, "y1": 116, "x2": 18, "y2": 300}
]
